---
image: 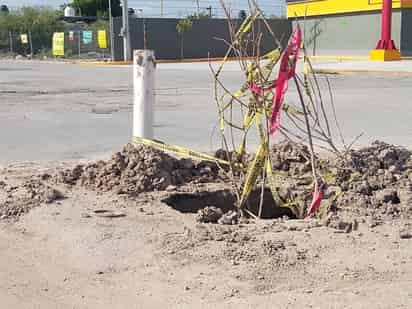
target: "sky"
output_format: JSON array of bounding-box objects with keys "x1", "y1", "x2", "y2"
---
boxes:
[{"x1": 3, "y1": 0, "x2": 286, "y2": 18}]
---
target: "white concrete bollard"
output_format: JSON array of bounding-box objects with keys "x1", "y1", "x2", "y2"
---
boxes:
[{"x1": 133, "y1": 50, "x2": 155, "y2": 139}]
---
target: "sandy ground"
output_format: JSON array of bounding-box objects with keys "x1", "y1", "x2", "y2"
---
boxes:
[
  {"x1": 2, "y1": 60, "x2": 412, "y2": 308},
  {"x1": 1, "y1": 161, "x2": 412, "y2": 309}
]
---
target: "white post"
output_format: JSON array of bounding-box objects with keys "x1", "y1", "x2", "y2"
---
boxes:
[{"x1": 133, "y1": 50, "x2": 155, "y2": 139}]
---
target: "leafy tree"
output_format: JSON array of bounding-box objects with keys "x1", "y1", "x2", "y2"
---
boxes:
[
  {"x1": 70, "y1": 0, "x2": 122, "y2": 17},
  {"x1": 0, "y1": 4, "x2": 9, "y2": 15},
  {"x1": 238, "y1": 10, "x2": 247, "y2": 21},
  {"x1": 0, "y1": 7, "x2": 64, "y2": 55},
  {"x1": 176, "y1": 17, "x2": 193, "y2": 59}
]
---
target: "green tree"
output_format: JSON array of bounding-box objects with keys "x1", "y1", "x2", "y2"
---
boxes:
[
  {"x1": 238, "y1": 10, "x2": 247, "y2": 21},
  {"x1": 176, "y1": 17, "x2": 193, "y2": 59},
  {"x1": 70, "y1": 0, "x2": 122, "y2": 17},
  {"x1": 0, "y1": 7, "x2": 63, "y2": 55},
  {"x1": 0, "y1": 5, "x2": 9, "y2": 15}
]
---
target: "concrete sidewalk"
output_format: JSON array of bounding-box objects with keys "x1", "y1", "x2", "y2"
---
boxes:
[
  {"x1": 79, "y1": 57, "x2": 412, "y2": 75},
  {"x1": 312, "y1": 60, "x2": 412, "y2": 75}
]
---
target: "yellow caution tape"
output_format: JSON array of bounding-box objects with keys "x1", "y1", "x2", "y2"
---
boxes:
[
  {"x1": 303, "y1": 61, "x2": 310, "y2": 75},
  {"x1": 235, "y1": 12, "x2": 260, "y2": 39},
  {"x1": 262, "y1": 48, "x2": 281, "y2": 61},
  {"x1": 233, "y1": 89, "x2": 246, "y2": 98},
  {"x1": 243, "y1": 110, "x2": 256, "y2": 130},
  {"x1": 132, "y1": 136, "x2": 232, "y2": 166},
  {"x1": 323, "y1": 171, "x2": 337, "y2": 184},
  {"x1": 255, "y1": 111, "x2": 266, "y2": 142},
  {"x1": 246, "y1": 63, "x2": 259, "y2": 82},
  {"x1": 239, "y1": 143, "x2": 267, "y2": 207},
  {"x1": 219, "y1": 116, "x2": 225, "y2": 133},
  {"x1": 283, "y1": 103, "x2": 305, "y2": 116}
]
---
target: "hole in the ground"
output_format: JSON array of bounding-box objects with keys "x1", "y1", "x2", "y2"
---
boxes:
[
  {"x1": 162, "y1": 190, "x2": 235, "y2": 214},
  {"x1": 162, "y1": 189, "x2": 296, "y2": 219}
]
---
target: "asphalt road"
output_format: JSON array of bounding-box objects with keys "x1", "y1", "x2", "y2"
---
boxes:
[{"x1": 1, "y1": 60, "x2": 412, "y2": 164}]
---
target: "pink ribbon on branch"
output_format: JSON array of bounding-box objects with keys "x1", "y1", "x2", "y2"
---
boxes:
[
  {"x1": 247, "y1": 26, "x2": 302, "y2": 132},
  {"x1": 306, "y1": 181, "x2": 326, "y2": 217},
  {"x1": 269, "y1": 26, "x2": 302, "y2": 135},
  {"x1": 249, "y1": 83, "x2": 276, "y2": 97}
]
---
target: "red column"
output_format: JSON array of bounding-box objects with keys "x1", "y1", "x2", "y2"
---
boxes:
[{"x1": 376, "y1": 0, "x2": 397, "y2": 50}]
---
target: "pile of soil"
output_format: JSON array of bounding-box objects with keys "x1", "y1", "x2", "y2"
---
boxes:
[
  {"x1": 0, "y1": 177, "x2": 64, "y2": 219},
  {"x1": 267, "y1": 140, "x2": 412, "y2": 222},
  {"x1": 56, "y1": 143, "x2": 222, "y2": 195},
  {"x1": 333, "y1": 141, "x2": 412, "y2": 220},
  {"x1": 190, "y1": 140, "x2": 412, "y2": 224}
]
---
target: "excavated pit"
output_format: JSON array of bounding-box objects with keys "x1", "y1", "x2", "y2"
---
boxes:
[{"x1": 162, "y1": 189, "x2": 296, "y2": 219}]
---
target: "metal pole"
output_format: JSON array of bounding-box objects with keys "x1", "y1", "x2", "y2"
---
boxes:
[
  {"x1": 78, "y1": 30, "x2": 81, "y2": 59},
  {"x1": 160, "y1": 0, "x2": 164, "y2": 17},
  {"x1": 207, "y1": 6, "x2": 212, "y2": 18},
  {"x1": 121, "y1": 0, "x2": 131, "y2": 61},
  {"x1": 196, "y1": 0, "x2": 200, "y2": 16},
  {"x1": 133, "y1": 50, "x2": 155, "y2": 139},
  {"x1": 381, "y1": 0, "x2": 392, "y2": 46},
  {"x1": 108, "y1": 0, "x2": 115, "y2": 61},
  {"x1": 137, "y1": 10, "x2": 147, "y2": 50},
  {"x1": 9, "y1": 31, "x2": 13, "y2": 54},
  {"x1": 143, "y1": 18, "x2": 147, "y2": 49},
  {"x1": 28, "y1": 30, "x2": 33, "y2": 58},
  {"x1": 370, "y1": 0, "x2": 400, "y2": 60},
  {"x1": 376, "y1": 0, "x2": 396, "y2": 50}
]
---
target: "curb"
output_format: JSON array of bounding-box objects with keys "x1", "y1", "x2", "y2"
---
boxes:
[
  {"x1": 79, "y1": 61, "x2": 132, "y2": 66},
  {"x1": 309, "y1": 56, "x2": 412, "y2": 62},
  {"x1": 78, "y1": 57, "x2": 246, "y2": 66},
  {"x1": 309, "y1": 55, "x2": 369, "y2": 62},
  {"x1": 313, "y1": 68, "x2": 412, "y2": 76}
]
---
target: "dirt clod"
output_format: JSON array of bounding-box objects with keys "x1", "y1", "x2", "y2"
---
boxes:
[
  {"x1": 400, "y1": 225, "x2": 412, "y2": 239},
  {"x1": 196, "y1": 206, "x2": 223, "y2": 223},
  {"x1": 218, "y1": 210, "x2": 239, "y2": 225}
]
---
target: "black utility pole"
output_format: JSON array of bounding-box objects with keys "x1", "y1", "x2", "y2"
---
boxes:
[{"x1": 206, "y1": 6, "x2": 212, "y2": 17}]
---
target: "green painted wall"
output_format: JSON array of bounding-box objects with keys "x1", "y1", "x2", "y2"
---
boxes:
[{"x1": 295, "y1": 11, "x2": 402, "y2": 56}]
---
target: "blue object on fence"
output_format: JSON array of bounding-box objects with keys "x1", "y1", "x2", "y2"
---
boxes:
[{"x1": 82, "y1": 31, "x2": 93, "y2": 44}]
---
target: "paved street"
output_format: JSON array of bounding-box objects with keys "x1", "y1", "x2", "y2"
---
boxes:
[{"x1": 1, "y1": 60, "x2": 412, "y2": 164}]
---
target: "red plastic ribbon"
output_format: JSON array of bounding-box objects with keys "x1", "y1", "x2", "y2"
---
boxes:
[
  {"x1": 248, "y1": 27, "x2": 324, "y2": 218},
  {"x1": 306, "y1": 182, "x2": 325, "y2": 217},
  {"x1": 249, "y1": 83, "x2": 264, "y2": 96},
  {"x1": 269, "y1": 26, "x2": 302, "y2": 135},
  {"x1": 249, "y1": 82, "x2": 276, "y2": 97}
]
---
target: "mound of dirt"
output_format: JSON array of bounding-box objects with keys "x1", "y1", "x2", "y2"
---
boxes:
[
  {"x1": 0, "y1": 177, "x2": 64, "y2": 219},
  {"x1": 333, "y1": 141, "x2": 412, "y2": 219},
  {"x1": 264, "y1": 140, "x2": 412, "y2": 223},
  {"x1": 56, "y1": 144, "x2": 222, "y2": 195}
]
